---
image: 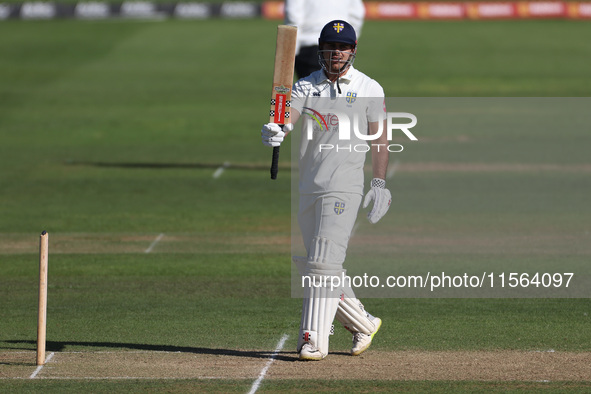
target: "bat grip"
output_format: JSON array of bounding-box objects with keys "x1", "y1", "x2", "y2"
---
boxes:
[{"x1": 270, "y1": 146, "x2": 280, "y2": 180}]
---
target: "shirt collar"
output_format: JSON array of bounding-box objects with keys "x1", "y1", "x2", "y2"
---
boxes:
[{"x1": 315, "y1": 66, "x2": 356, "y2": 85}]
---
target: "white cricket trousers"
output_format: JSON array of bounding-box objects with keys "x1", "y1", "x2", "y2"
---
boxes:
[{"x1": 298, "y1": 192, "x2": 362, "y2": 265}]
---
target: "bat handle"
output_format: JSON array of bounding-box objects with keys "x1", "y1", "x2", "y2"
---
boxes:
[{"x1": 270, "y1": 146, "x2": 280, "y2": 180}]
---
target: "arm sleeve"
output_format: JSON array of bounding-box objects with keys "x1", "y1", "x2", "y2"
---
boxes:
[
  {"x1": 290, "y1": 80, "x2": 306, "y2": 115},
  {"x1": 348, "y1": 0, "x2": 366, "y2": 37},
  {"x1": 367, "y1": 81, "x2": 386, "y2": 123},
  {"x1": 284, "y1": 0, "x2": 306, "y2": 54},
  {"x1": 284, "y1": 0, "x2": 304, "y2": 26}
]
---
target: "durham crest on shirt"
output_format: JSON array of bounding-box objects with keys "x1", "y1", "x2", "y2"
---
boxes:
[
  {"x1": 334, "y1": 202, "x2": 346, "y2": 215},
  {"x1": 346, "y1": 91, "x2": 357, "y2": 104}
]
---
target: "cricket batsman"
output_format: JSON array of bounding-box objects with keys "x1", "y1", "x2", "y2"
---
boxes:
[{"x1": 261, "y1": 20, "x2": 391, "y2": 360}]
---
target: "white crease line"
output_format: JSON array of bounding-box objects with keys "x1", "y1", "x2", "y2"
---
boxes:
[
  {"x1": 387, "y1": 159, "x2": 400, "y2": 179},
  {"x1": 53, "y1": 350, "x2": 184, "y2": 354},
  {"x1": 29, "y1": 352, "x2": 55, "y2": 379},
  {"x1": 351, "y1": 221, "x2": 360, "y2": 238},
  {"x1": 23, "y1": 376, "x2": 224, "y2": 380},
  {"x1": 247, "y1": 334, "x2": 288, "y2": 394},
  {"x1": 144, "y1": 233, "x2": 164, "y2": 253},
  {"x1": 213, "y1": 162, "x2": 230, "y2": 179}
]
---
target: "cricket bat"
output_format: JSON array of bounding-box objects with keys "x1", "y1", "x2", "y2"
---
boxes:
[{"x1": 269, "y1": 25, "x2": 297, "y2": 180}]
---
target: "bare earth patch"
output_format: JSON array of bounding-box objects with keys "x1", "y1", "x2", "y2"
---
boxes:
[
  {"x1": 269, "y1": 350, "x2": 591, "y2": 381},
  {"x1": 0, "y1": 233, "x2": 290, "y2": 255},
  {"x1": 2, "y1": 350, "x2": 590, "y2": 381},
  {"x1": 396, "y1": 163, "x2": 591, "y2": 173},
  {"x1": 3, "y1": 231, "x2": 587, "y2": 256},
  {"x1": 349, "y1": 233, "x2": 591, "y2": 256}
]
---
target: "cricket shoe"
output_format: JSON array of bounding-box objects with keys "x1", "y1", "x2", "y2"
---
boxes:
[
  {"x1": 351, "y1": 317, "x2": 382, "y2": 356},
  {"x1": 298, "y1": 343, "x2": 326, "y2": 361}
]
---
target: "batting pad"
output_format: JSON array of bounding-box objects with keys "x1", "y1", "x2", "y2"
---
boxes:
[
  {"x1": 309, "y1": 236, "x2": 346, "y2": 266},
  {"x1": 293, "y1": 255, "x2": 377, "y2": 337},
  {"x1": 298, "y1": 239, "x2": 343, "y2": 356},
  {"x1": 299, "y1": 273, "x2": 341, "y2": 357},
  {"x1": 334, "y1": 295, "x2": 377, "y2": 335},
  {"x1": 292, "y1": 256, "x2": 307, "y2": 276}
]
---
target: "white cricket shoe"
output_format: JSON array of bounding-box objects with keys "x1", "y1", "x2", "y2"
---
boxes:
[
  {"x1": 298, "y1": 343, "x2": 326, "y2": 361},
  {"x1": 351, "y1": 317, "x2": 382, "y2": 356}
]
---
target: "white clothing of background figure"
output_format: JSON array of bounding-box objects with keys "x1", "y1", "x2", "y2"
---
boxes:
[{"x1": 284, "y1": 0, "x2": 365, "y2": 78}]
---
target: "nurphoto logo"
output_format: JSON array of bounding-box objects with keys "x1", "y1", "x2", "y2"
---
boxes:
[{"x1": 303, "y1": 109, "x2": 418, "y2": 153}]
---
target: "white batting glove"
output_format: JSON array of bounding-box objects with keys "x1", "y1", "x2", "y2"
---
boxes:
[
  {"x1": 363, "y1": 178, "x2": 392, "y2": 224},
  {"x1": 261, "y1": 123, "x2": 293, "y2": 147}
]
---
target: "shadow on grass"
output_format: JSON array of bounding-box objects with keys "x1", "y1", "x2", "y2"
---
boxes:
[
  {"x1": 65, "y1": 160, "x2": 292, "y2": 171},
  {"x1": 2, "y1": 339, "x2": 320, "y2": 362}
]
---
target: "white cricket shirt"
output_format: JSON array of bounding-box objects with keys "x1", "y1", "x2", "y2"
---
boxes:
[{"x1": 291, "y1": 67, "x2": 386, "y2": 195}]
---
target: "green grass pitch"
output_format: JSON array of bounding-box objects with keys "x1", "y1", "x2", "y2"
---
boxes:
[{"x1": 1, "y1": 18, "x2": 591, "y2": 392}]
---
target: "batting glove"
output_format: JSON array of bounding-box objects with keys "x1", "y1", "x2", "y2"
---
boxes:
[
  {"x1": 363, "y1": 178, "x2": 392, "y2": 224},
  {"x1": 261, "y1": 123, "x2": 293, "y2": 147}
]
